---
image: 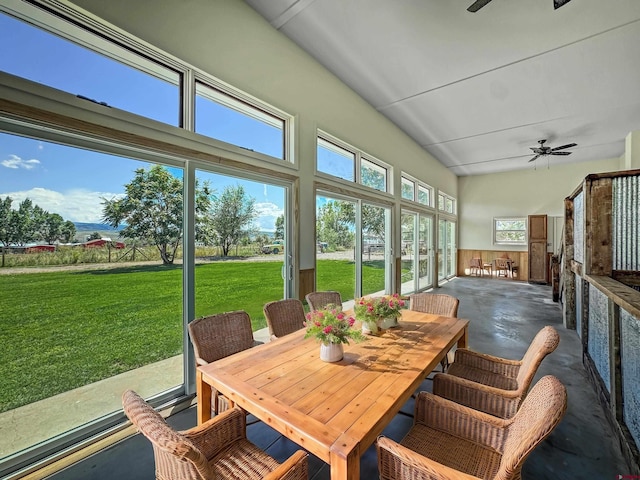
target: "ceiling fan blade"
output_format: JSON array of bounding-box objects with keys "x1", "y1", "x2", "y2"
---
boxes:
[
  {"x1": 528, "y1": 154, "x2": 541, "y2": 163},
  {"x1": 554, "y1": 0, "x2": 572, "y2": 9},
  {"x1": 551, "y1": 143, "x2": 577, "y2": 151},
  {"x1": 550, "y1": 151, "x2": 572, "y2": 156},
  {"x1": 467, "y1": 0, "x2": 493, "y2": 12}
]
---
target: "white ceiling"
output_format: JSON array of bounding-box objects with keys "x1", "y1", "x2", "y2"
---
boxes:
[{"x1": 244, "y1": 0, "x2": 640, "y2": 176}]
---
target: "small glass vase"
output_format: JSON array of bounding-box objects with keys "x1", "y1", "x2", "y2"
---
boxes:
[{"x1": 320, "y1": 342, "x2": 344, "y2": 362}]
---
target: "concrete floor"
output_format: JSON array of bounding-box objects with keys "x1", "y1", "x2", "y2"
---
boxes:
[{"x1": 49, "y1": 277, "x2": 632, "y2": 479}]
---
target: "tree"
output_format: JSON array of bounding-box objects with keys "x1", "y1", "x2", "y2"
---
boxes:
[
  {"x1": 102, "y1": 165, "x2": 213, "y2": 265},
  {"x1": 274, "y1": 214, "x2": 284, "y2": 240},
  {"x1": 87, "y1": 231, "x2": 102, "y2": 241},
  {"x1": 209, "y1": 185, "x2": 256, "y2": 257},
  {"x1": 41, "y1": 213, "x2": 64, "y2": 244},
  {"x1": 0, "y1": 196, "x2": 14, "y2": 247},
  {"x1": 316, "y1": 200, "x2": 355, "y2": 249},
  {"x1": 60, "y1": 220, "x2": 76, "y2": 243}
]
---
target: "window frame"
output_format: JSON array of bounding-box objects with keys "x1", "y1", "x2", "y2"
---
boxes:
[
  {"x1": 493, "y1": 217, "x2": 527, "y2": 245},
  {"x1": 316, "y1": 130, "x2": 392, "y2": 195}
]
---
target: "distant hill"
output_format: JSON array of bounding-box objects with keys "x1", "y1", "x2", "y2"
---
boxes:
[{"x1": 74, "y1": 222, "x2": 122, "y2": 233}]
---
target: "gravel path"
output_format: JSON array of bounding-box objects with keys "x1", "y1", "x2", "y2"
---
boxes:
[{"x1": 0, "y1": 250, "x2": 361, "y2": 275}]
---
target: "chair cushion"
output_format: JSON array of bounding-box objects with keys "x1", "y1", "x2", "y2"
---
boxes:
[
  {"x1": 402, "y1": 424, "x2": 502, "y2": 479},
  {"x1": 447, "y1": 363, "x2": 518, "y2": 391}
]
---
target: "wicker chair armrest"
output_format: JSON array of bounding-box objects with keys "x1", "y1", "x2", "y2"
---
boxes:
[
  {"x1": 377, "y1": 436, "x2": 481, "y2": 480},
  {"x1": 196, "y1": 357, "x2": 209, "y2": 367},
  {"x1": 263, "y1": 450, "x2": 309, "y2": 480},
  {"x1": 432, "y1": 373, "x2": 522, "y2": 419},
  {"x1": 414, "y1": 392, "x2": 507, "y2": 451},
  {"x1": 453, "y1": 348, "x2": 521, "y2": 377},
  {"x1": 183, "y1": 407, "x2": 246, "y2": 459}
]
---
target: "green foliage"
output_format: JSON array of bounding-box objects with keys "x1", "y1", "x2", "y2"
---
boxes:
[
  {"x1": 208, "y1": 185, "x2": 256, "y2": 256},
  {"x1": 316, "y1": 200, "x2": 355, "y2": 249},
  {"x1": 274, "y1": 214, "x2": 284, "y2": 240},
  {"x1": 101, "y1": 165, "x2": 213, "y2": 264}
]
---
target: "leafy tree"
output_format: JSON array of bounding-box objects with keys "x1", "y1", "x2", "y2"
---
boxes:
[
  {"x1": 0, "y1": 196, "x2": 14, "y2": 247},
  {"x1": 13, "y1": 199, "x2": 38, "y2": 245},
  {"x1": 209, "y1": 185, "x2": 256, "y2": 257},
  {"x1": 41, "y1": 213, "x2": 64, "y2": 245},
  {"x1": 60, "y1": 221, "x2": 77, "y2": 243},
  {"x1": 317, "y1": 200, "x2": 355, "y2": 249},
  {"x1": 274, "y1": 214, "x2": 284, "y2": 240},
  {"x1": 87, "y1": 231, "x2": 102, "y2": 241},
  {"x1": 102, "y1": 165, "x2": 213, "y2": 264}
]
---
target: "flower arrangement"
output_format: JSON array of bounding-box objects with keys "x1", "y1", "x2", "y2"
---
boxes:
[
  {"x1": 354, "y1": 293, "x2": 407, "y2": 324},
  {"x1": 304, "y1": 305, "x2": 365, "y2": 345}
]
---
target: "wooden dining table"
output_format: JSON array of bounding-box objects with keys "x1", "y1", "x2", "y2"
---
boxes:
[{"x1": 196, "y1": 309, "x2": 469, "y2": 480}]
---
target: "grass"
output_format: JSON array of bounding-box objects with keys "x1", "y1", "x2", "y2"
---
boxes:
[{"x1": 0, "y1": 259, "x2": 386, "y2": 412}]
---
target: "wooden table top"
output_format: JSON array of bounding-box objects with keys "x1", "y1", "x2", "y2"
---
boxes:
[{"x1": 198, "y1": 309, "x2": 468, "y2": 479}]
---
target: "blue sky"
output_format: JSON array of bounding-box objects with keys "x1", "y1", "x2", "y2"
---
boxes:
[{"x1": 0, "y1": 12, "x2": 284, "y2": 232}]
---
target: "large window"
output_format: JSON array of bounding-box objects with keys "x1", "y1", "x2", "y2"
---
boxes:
[
  {"x1": 0, "y1": 131, "x2": 185, "y2": 467},
  {"x1": 0, "y1": 10, "x2": 181, "y2": 126},
  {"x1": 438, "y1": 219, "x2": 457, "y2": 281},
  {"x1": 438, "y1": 192, "x2": 456, "y2": 214},
  {"x1": 315, "y1": 194, "x2": 391, "y2": 301},
  {"x1": 400, "y1": 211, "x2": 434, "y2": 294},
  {"x1": 401, "y1": 174, "x2": 433, "y2": 207},
  {"x1": 195, "y1": 82, "x2": 286, "y2": 160},
  {"x1": 494, "y1": 217, "x2": 527, "y2": 245},
  {"x1": 317, "y1": 133, "x2": 390, "y2": 193}
]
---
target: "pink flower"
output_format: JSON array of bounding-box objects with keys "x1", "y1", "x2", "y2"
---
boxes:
[
  {"x1": 323, "y1": 325, "x2": 333, "y2": 334},
  {"x1": 348, "y1": 317, "x2": 355, "y2": 327},
  {"x1": 337, "y1": 312, "x2": 345, "y2": 320},
  {"x1": 314, "y1": 321, "x2": 321, "y2": 327}
]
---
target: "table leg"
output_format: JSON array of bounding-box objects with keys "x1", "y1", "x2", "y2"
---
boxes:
[
  {"x1": 458, "y1": 325, "x2": 468, "y2": 349},
  {"x1": 330, "y1": 443, "x2": 360, "y2": 480},
  {"x1": 196, "y1": 369, "x2": 212, "y2": 425}
]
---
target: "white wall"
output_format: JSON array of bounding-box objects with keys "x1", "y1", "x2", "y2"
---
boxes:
[
  {"x1": 70, "y1": 0, "x2": 458, "y2": 269},
  {"x1": 457, "y1": 157, "x2": 622, "y2": 251}
]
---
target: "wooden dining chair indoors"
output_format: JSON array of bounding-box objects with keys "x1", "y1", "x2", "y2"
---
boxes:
[
  {"x1": 409, "y1": 293, "x2": 460, "y2": 372},
  {"x1": 377, "y1": 375, "x2": 567, "y2": 480},
  {"x1": 305, "y1": 290, "x2": 342, "y2": 311},
  {"x1": 494, "y1": 257, "x2": 510, "y2": 277},
  {"x1": 432, "y1": 325, "x2": 560, "y2": 418},
  {"x1": 469, "y1": 257, "x2": 482, "y2": 276},
  {"x1": 122, "y1": 390, "x2": 308, "y2": 480},
  {"x1": 263, "y1": 298, "x2": 306, "y2": 340},
  {"x1": 188, "y1": 311, "x2": 262, "y2": 415}
]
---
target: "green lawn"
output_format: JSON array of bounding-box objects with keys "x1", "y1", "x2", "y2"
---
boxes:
[{"x1": 0, "y1": 259, "x2": 386, "y2": 412}]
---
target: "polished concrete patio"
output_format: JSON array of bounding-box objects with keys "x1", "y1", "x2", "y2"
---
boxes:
[{"x1": 48, "y1": 277, "x2": 632, "y2": 479}]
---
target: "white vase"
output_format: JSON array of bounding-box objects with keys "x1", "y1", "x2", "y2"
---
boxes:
[
  {"x1": 320, "y1": 342, "x2": 344, "y2": 362},
  {"x1": 362, "y1": 320, "x2": 381, "y2": 336},
  {"x1": 379, "y1": 316, "x2": 399, "y2": 329}
]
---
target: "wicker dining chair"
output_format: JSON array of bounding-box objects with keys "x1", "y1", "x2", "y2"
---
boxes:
[
  {"x1": 188, "y1": 311, "x2": 262, "y2": 415},
  {"x1": 377, "y1": 375, "x2": 567, "y2": 480},
  {"x1": 494, "y1": 257, "x2": 510, "y2": 277},
  {"x1": 432, "y1": 325, "x2": 560, "y2": 418},
  {"x1": 122, "y1": 390, "x2": 308, "y2": 480},
  {"x1": 305, "y1": 291, "x2": 342, "y2": 311},
  {"x1": 469, "y1": 257, "x2": 482, "y2": 276},
  {"x1": 263, "y1": 298, "x2": 306, "y2": 340},
  {"x1": 409, "y1": 293, "x2": 460, "y2": 372}
]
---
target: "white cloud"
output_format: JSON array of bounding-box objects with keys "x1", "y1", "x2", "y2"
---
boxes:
[
  {"x1": 253, "y1": 201, "x2": 283, "y2": 232},
  {"x1": 1, "y1": 154, "x2": 40, "y2": 170},
  {"x1": 3, "y1": 187, "x2": 123, "y2": 223}
]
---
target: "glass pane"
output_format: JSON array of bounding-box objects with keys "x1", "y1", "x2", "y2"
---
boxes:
[
  {"x1": 417, "y1": 185, "x2": 430, "y2": 206},
  {"x1": 401, "y1": 212, "x2": 416, "y2": 294},
  {"x1": 0, "y1": 12, "x2": 180, "y2": 126},
  {"x1": 438, "y1": 193, "x2": 445, "y2": 210},
  {"x1": 316, "y1": 195, "x2": 355, "y2": 300},
  {"x1": 194, "y1": 171, "x2": 286, "y2": 330},
  {"x1": 401, "y1": 178, "x2": 414, "y2": 200},
  {"x1": 0, "y1": 131, "x2": 183, "y2": 460},
  {"x1": 317, "y1": 138, "x2": 355, "y2": 182},
  {"x1": 446, "y1": 198, "x2": 454, "y2": 214},
  {"x1": 362, "y1": 204, "x2": 388, "y2": 296},
  {"x1": 447, "y1": 221, "x2": 456, "y2": 277},
  {"x1": 195, "y1": 82, "x2": 285, "y2": 159},
  {"x1": 361, "y1": 158, "x2": 387, "y2": 192},
  {"x1": 438, "y1": 219, "x2": 446, "y2": 281},
  {"x1": 418, "y1": 215, "x2": 432, "y2": 290}
]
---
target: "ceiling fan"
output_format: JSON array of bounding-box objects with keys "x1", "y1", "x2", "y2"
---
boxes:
[
  {"x1": 528, "y1": 139, "x2": 577, "y2": 162},
  {"x1": 467, "y1": 0, "x2": 572, "y2": 12}
]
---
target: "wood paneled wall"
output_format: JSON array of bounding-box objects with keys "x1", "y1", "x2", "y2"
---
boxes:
[{"x1": 458, "y1": 249, "x2": 529, "y2": 280}]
